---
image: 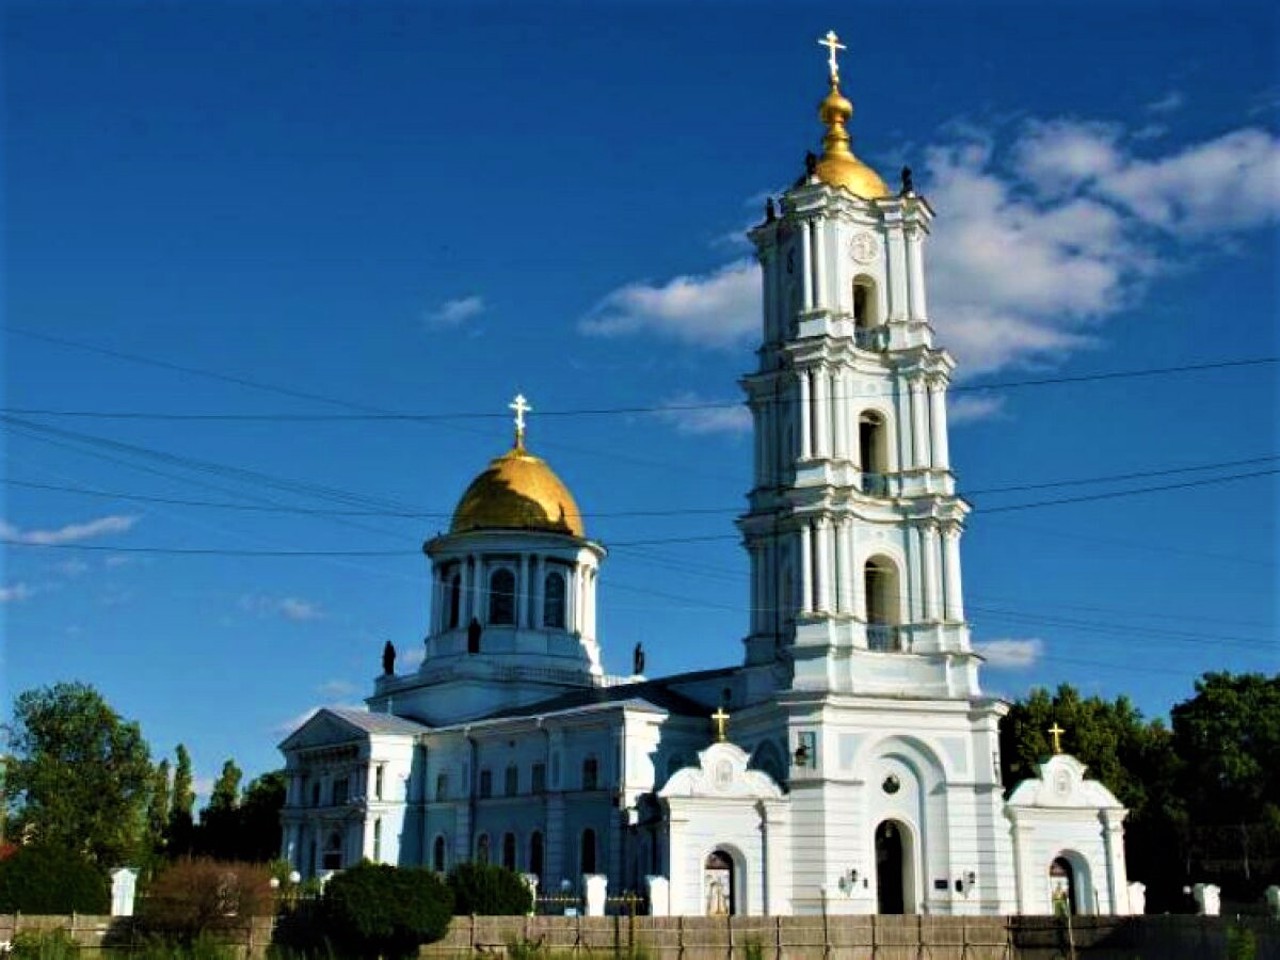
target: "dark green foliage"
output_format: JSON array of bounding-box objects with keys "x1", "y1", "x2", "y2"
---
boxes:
[
  {"x1": 6, "y1": 682, "x2": 154, "y2": 866},
  {"x1": 146, "y1": 759, "x2": 172, "y2": 858},
  {"x1": 169, "y1": 744, "x2": 197, "y2": 856},
  {"x1": 9, "y1": 928, "x2": 79, "y2": 960},
  {"x1": 448, "y1": 860, "x2": 534, "y2": 916},
  {"x1": 0, "y1": 843, "x2": 109, "y2": 913},
  {"x1": 192, "y1": 768, "x2": 286, "y2": 862},
  {"x1": 321, "y1": 861, "x2": 454, "y2": 959}
]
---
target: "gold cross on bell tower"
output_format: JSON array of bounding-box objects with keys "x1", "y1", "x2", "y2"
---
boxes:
[
  {"x1": 509, "y1": 393, "x2": 532, "y2": 449},
  {"x1": 818, "y1": 30, "x2": 847, "y2": 84},
  {"x1": 1048, "y1": 723, "x2": 1065, "y2": 755},
  {"x1": 711, "y1": 706, "x2": 730, "y2": 743}
]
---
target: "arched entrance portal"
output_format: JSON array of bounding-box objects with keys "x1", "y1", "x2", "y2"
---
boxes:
[
  {"x1": 703, "y1": 850, "x2": 734, "y2": 916},
  {"x1": 1050, "y1": 857, "x2": 1077, "y2": 915},
  {"x1": 875, "y1": 820, "x2": 912, "y2": 914}
]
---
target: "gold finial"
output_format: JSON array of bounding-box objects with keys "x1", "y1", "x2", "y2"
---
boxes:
[
  {"x1": 809, "y1": 29, "x2": 890, "y2": 199},
  {"x1": 1048, "y1": 723, "x2": 1065, "y2": 755},
  {"x1": 711, "y1": 706, "x2": 730, "y2": 743},
  {"x1": 818, "y1": 30, "x2": 846, "y2": 85},
  {"x1": 509, "y1": 393, "x2": 532, "y2": 450}
]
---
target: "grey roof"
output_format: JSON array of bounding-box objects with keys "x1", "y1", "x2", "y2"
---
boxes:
[
  {"x1": 479, "y1": 668, "x2": 736, "y2": 723},
  {"x1": 326, "y1": 707, "x2": 433, "y2": 736}
]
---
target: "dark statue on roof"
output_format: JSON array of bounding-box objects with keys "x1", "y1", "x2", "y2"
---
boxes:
[
  {"x1": 900, "y1": 165, "x2": 915, "y2": 195},
  {"x1": 633, "y1": 642, "x2": 646, "y2": 676},
  {"x1": 382, "y1": 640, "x2": 395, "y2": 675}
]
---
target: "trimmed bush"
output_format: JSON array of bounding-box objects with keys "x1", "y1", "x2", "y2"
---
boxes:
[
  {"x1": 321, "y1": 861, "x2": 453, "y2": 960},
  {"x1": 140, "y1": 858, "x2": 273, "y2": 942},
  {"x1": 0, "y1": 843, "x2": 109, "y2": 913},
  {"x1": 448, "y1": 861, "x2": 533, "y2": 916}
]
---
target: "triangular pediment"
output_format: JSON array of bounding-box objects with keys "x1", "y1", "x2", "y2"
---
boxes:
[{"x1": 278, "y1": 707, "x2": 371, "y2": 752}]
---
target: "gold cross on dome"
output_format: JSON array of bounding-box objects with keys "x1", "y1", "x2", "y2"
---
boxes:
[
  {"x1": 509, "y1": 393, "x2": 532, "y2": 447},
  {"x1": 1048, "y1": 723, "x2": 1065, "y2": 755},
  {"x1": 818, "y1": 30, "x2": 846, "y2": 84},
  {"x1": 711, "y1": 706, "x2": 730, "y2": 743}
]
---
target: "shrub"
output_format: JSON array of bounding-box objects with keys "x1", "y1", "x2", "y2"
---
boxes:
[
  {"x1": 0, "y1": 843, "x2": 109, "y2": 913},
  {"x1": 448, "y1": 861, "x2": 533, "y2": 915},
  {"x1": 321, "y1": 861, "x2": 453, "y2": 960},
  {"x1": 139, "y1": 858, "x2": 273, "y2": 943},
  {"x1": 8, "y1": 929, "x2": 79, "y2": 960}
]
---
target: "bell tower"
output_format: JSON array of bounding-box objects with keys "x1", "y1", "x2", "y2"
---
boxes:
[{"x1": 738, "y1": 35, "x2": 978, "y2": 698}]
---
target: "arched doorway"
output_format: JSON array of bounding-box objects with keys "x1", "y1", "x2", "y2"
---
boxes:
[
  {"x1": 875, "y1": 820, "x2": 912, "y2": 914},
  {"x1": 1050, "y1": 856, "x2": 1078, "y2": 915},
  {"x1": 703, "y1": 849, "x2": 734, "y2": 916}
]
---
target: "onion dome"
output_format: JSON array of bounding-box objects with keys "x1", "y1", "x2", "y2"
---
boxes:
[
  {"x1": 448, "y1": 394, "x2": 585, "y2": 537},
  {"x1": 812, "y1": 32, "x2": 890, "y2": 199}
]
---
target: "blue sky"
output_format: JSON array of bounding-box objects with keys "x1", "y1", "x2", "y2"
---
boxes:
[{"x1": 3, "y1": 1, "x2": 1277, "y2": 791}]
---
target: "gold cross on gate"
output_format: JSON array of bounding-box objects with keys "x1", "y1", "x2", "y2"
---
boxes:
[
  {"x1": 818, "y1": 30, "x2": 846, "y2": 84},
  {"x1": 711, "y1": 706, "x2": 730, "y2": 743},
  {"x1": 509, "y1": 393, "x2": 532, "y2": 447},
  {"x1": 1048, "y1": 723, "x2": 1065, "y2": 755}
]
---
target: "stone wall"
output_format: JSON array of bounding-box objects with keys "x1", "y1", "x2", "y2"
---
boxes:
[{"x1": 2, "y1": 913, "x2": 1277, "y2": 959}]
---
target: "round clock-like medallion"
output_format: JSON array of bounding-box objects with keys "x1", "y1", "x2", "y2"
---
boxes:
[
  {"x1": 849, "y1": 231, "x2": 880, "y2": 265},
  {"x1": 882, "y1": 774, "x2": 901, "y2": 795}
]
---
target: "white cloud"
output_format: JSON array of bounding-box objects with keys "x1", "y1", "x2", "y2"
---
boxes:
[
  {"x1": 653, "y1": 393, "x2": 752, "y2": 436},
  {"x1": 240, "y1": 594, "x2": 325, "y2": 622},
  {"x1": 948, "y1": 394, "x2": 1007, "y2": 424},
  {"x1": 423, "y1": 295, "x2": 485, "y2": 328},
  {"x1": 0, "y1": 583, "x2": 32, "y2": 603},
  {"x1": 0, "y1": 514, "x2": 139, "y2": 546},
  {"x1": 1146, "y1": 90, "x2": 1185, "y2": 115},
  {"x1": 317, "y1": 679, "x2": 359, "y2": 699},
  {"x1": 581, "y1": 117, "x2": 1280, "y2": 381},
  {"x1": 579, "y1": 260, "x2": 759, "y2": 350},
  {"x1": 974, "y1": 637, "x2": 1044, "y2": 669}
]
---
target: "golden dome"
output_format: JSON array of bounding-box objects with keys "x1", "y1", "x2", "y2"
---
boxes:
[
  {"x1": 813, "y1": 80, "x2": 890, "y2": 200},
  {"x1": 450, "y1": 444, "x2": 585, "y2": 538}
]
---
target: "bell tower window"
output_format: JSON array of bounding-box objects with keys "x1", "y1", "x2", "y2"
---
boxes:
[
  {"x1": 864, "y1": 556, "x2": 901, "y2": 651},
  {"x1": 853, "y1": 276, "x2": 879, "y2": 348},
  {"x1": 488, "y1": 568, "x2": 516, "y2": 625},
  {"x1": 859, "y1": 412, "x2": 889, "y2": 494},
  {"x1": 543, "y1": 570, "x2": 566, "y2": 629}
]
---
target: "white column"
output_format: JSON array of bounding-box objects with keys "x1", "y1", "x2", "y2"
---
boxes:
[
  {"x1": 801, "y1": 222, "x2": 814, "y2": 313},
  {"x1": 942, "y1": 526, "x2": 965, "y2": 622},
  {"x1": 929, "y1": 380, "x2": 951, "y2": 471},
  {"x1": 814, "y1": 518, "x2": 832, "y2": 612},
  {"x1": 813, "y1": 368, "x2": 830, "y2": 459},
  {"x1": 832, "y1": 369, "x2": 847, "y2": 461},
  {"x1": 798, "y1": 370, "x2": 812, "y2": 460},
  {"x1": 887, "y1": 227, "x2": 909, "y2": 321},
  {"x1": 910, "y1": 379, "x2": 929, "y2": 469},
  {"x1": 906, "y1": 225, "x2": 928, "y2": 320},
  {"x1": 812, "y1": 219, "x2": 827, "y2": 312},
  {"x1": 532, "y1": 555, "x2": 544, "y2": 628},
  {"x1": 834, "y1": 519, "x2": 844, "y2": 616},
  {"x1": 921, "y1": 524, "x2": 941, "y2": 622},
  {"x1": 566, "y1": 566, "x2": 578, "y2": 634},
  {"x1": 799, "y1": 523, "x2": 814, "y2": 613},
  {"x1": 841, "y1": 519, "x2": 855, "y2": 615}
]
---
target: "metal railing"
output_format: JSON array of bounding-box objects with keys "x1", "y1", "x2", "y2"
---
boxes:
[
  {"x1": 854, "y1": 326, "x2": 887, "y2": 350},
  {"x1": 866, "y1": 624, "x2": 901, "y2": 652},
  {"x1": 860, "y1": 472, "x2": 890, "y2": 496}
]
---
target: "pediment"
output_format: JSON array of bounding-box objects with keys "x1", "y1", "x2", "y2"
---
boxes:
[
  {"x1": 1006, "y1": 754, "x2": 1124, "y2": 811},
  {"x1": 659, "y1": 741, "x2": 783, "y2": 801},
  {"x1": 278, "y1": 708, "x2": 369, "y2": 752}
]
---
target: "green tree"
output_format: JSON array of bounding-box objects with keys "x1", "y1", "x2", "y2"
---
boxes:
[
  {"x1": 447, "y1": 861, "x2": 534, "y2": 916},
  {"x1": 322, "y1": 862, "x2": 453, "y2": 960},
  {"x1": 145, "y1": 759, "x2": 171, "y2": 857},
  {"x1": 0, "y1": 843, "x2": 109, "y2": 913},
  {"x1": 6, "y1": 682, "x2": 153, "y2": 866},
  {"x1": 236, "y1": 770, "x2": 287, "y2": 862},
  {"x1": 1172, "y1": 672, "x2": 1280, "y2": 899},
  {"x1": 169, "y1": 744, "x2": 196, "y2": 854},
  {"x1": 195, "y1": 758, "x2": 243, "y2": 859}
]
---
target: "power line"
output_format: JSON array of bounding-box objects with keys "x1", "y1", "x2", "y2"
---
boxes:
[{"x1": 3, "y1": 357, "x2": 1274, "y2": 422}]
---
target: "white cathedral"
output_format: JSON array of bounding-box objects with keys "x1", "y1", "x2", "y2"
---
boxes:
[{"x1": 280, "y1": 35, "x2": 1137, "y2": 919}]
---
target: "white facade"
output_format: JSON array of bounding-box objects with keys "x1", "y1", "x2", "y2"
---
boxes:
[{"x1": 278, "y1": 45, "x2": 1134, "y2": 918}]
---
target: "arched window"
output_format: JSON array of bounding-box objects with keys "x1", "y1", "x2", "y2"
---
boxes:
[
  {"x1": 488, "y1": 568, "x2": 516, "y2": 625},
  {"x1": 529, "y1": 830, "x2": 544, "y2": 879},
  {"x1": 323, "y1": 830, "x2": 343, "y2": 871},
  {"x1": 447, "y1": 570, "x2": 462, "y2": 629},
  {"x1": 504, "y1": 764, "x2": 519, "y2": 796},
  {"x1": 543, "y1": 570, "x2": 567, "y2": 629},
  {"x1": 476, "y1": 833, "x2": 491, "y2": 865},
  {"x1": 432, "y1": 835, "x2": 447, "y2": 872},
  {"x1": 864, "y1": 557, "x2": 901, "y2": 651},
  {"x1": 502, "y1": 832, "x2": 517, "y2": 870},
  {"x1": 580, "y1": 828, "x2": 597, "y2": 875},
  {"x1": 582, "y1": 757, "x2": 599, "y2": 791},
  {"x1": 479, "y1": 768, "x2": 493, "y2": 799},
  {"x1": 859, "y1": 412, "x2": 889, "y2": 494},
  {"x1": 435, "y1": 773, "x2": 449, "y2": 801}
]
